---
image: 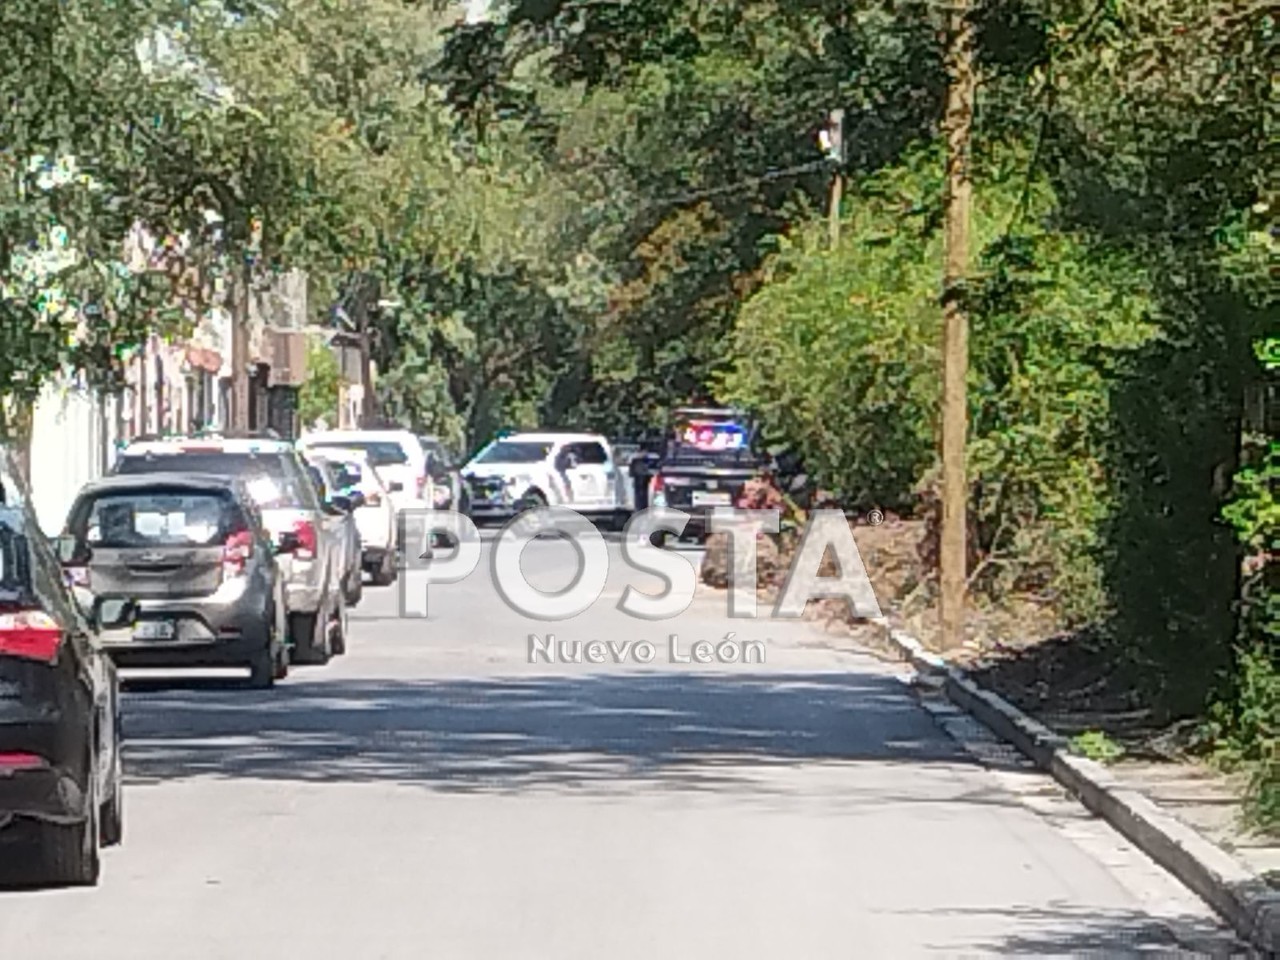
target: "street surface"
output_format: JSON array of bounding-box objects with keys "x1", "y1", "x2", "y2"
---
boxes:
[{"x1": 0, "y1": 534, "x2": 1248, "y2": 958}]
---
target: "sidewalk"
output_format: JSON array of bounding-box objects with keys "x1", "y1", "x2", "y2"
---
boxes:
[
  {"x1": 1115, "y1": 759, "x2": 1280, "y2": 883},
  {"x1": 837, "y1": 615, "x2": 1280, "y2": 953},
  {"x1": 727, "y1": 515, "x2": 1279, "y2": 950}
]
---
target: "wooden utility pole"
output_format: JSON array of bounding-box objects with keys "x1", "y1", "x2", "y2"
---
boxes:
[
  {"x1": 823, "y1": 108, "x2": 846, "y2": 248},
  {"x1": 359, "y1": 304, "x2": 374, "y2": 427},
  {"x1": 828, "y1": 170, "x2": 843, "y2": 248},
  {"x1": 229, "y1": 262, "x2": 250, "y2": 431},
  {"x1": 940, "y1": 0, "x2": 976, "y2": 650}
]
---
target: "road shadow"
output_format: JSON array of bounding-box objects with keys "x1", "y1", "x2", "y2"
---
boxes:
[
  {"x1": 118, "y1": 671, "x2": 1029, "y2": 796},
  {"x1": 893, "y1": 904, "x2": 1247, "y2": 957}
]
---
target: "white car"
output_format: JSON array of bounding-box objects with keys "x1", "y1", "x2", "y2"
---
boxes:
[
  {"x1": 297, "y1": 430, "x2": 424, "y2": 507},
  {"x1": 462, "y1": 432, "x2": 628, "y2": 525},
  {"x1": 307, "y1": 447, "x2": 397, "y2": 586}
]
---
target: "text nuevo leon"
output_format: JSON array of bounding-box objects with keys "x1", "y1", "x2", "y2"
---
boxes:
[{"x1": 528, "y1": 634, "x2": 766, "y2": 664}]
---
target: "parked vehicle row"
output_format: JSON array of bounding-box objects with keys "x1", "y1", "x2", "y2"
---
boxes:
[{"x1": 2, "y1": 426, "x2": 467, "y2": 888}]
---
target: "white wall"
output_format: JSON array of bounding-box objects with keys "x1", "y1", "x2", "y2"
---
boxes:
[{"x1": 29, "y1": 379, "x2": 116, "y2": 535}]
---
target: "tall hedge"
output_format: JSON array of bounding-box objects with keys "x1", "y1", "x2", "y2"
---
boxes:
[{"x1": 722, "y1": 141, "x2": 1161, "y2": 628}]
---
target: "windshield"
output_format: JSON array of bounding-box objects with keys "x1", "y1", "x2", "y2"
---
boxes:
[
  {"x1": 472, "y1": 441, "x2": 553, "y2": 465},
  {"x1": 74, "y1": 490, "x2": 238, "y2": 548},
  {"x1": 308, "y1": 440, "x2": 408, "y2": 467},
  {"x1": 115, "y1": 453, "x2": 310, "y2": 509}
]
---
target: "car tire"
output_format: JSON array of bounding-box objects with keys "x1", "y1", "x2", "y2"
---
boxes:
[
  {"x1": 37, "y1": 758, "x2": 100, "y2": 886},
  {"x1": 288, "y1": 611, "x2": 329, "y2": 666},
  {"x1": 370, "y1": 551, "x2": 396, "y2": 586},
  {"x1": 273, "y1": 643, "x2": 289, "y2": 681},
  {"x1": 651, "y1": 530, "x2": 671, "y2": 548},
  {"x1": 330, "y1": 592, "x2": 347, "y2": 657},
  {"x1": 100, "y1": 738, "x2": 123, "y2": 847},
  {"x1": 248, "y1": 636, "x2": 275, "y2": 689},
  {"x1": 345, "y1": 566, "x2": 363, "y2": 607}
]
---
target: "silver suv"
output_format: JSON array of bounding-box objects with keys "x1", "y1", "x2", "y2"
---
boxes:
[{"x1": 112, "y1": 435, "x2": 348, "y2": 665}]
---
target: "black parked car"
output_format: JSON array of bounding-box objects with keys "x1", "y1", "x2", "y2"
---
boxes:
[
  {"x1": 57, "y1": 473, "x2": 291, "y2": 688},
  {"x1": 0, "y1": 448, "x2": 125, "y2": 885}
]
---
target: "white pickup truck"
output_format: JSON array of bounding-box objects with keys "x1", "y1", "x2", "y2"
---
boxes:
[{"x1": 461, "y1": 432, "x2": 632, "y2": 526}]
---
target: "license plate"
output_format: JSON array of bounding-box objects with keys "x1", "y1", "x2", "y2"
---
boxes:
[
  {"x1": 133, "y1": 620, "x2": 175, "y2": 640},
  {"x1": 691, "y1": 491, "x2": 732, "y2": 506}
]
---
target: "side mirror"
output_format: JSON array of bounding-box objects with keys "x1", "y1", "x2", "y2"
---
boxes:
[
  {"x1": 276, "y1": 530, "x2": 302, "y2": 554},
  {"x1": 387, "y1": 481, "x2": 404, "y2": 493},
  {"x1": 328, "y1": 495, "x2": 353, "y2": 513},
  {"x1": 71, "y1": 585, "x2": 95, "y2": 621},
  {"x1": 347, "y1": 490, "x2": 366, "y2": 510},
  {"x1": 95, "y1": 597, "x2": 137, "y2": 631},
  {"x1": 54, "y1": 534, "x2": 83, "y2": 565}
]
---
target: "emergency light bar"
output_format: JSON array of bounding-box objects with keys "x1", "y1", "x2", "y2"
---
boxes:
[{"x1": 677, "y1": 421, "x2": 747, "y2": 451}]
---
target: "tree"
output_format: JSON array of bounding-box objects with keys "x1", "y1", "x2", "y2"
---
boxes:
[{"x1": 298, "y1": 336, "x2": 342, "y2": 428}]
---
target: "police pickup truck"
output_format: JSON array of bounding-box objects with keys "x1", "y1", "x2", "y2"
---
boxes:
[
  {"x1": 461, "y1": 431, "x2": 631, "y2": 527},
  {"x1": 629, "y1": 407, "x2": 769, "y2": 543}
]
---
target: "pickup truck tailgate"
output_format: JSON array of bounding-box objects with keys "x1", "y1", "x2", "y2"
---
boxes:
[{"x1": 656, "y1": 466, "x2": 757, "y2": 511}]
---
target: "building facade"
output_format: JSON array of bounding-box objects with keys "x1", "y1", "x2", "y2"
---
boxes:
[{"x1": 27, "y1": 226, "x2": 309, "y2": 532}]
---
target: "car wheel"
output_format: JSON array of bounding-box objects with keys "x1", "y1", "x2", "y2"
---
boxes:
[
  {"x1": 100, "y1": 737, "x2": 123, "y2": 847},
  {"x1": 247, "y1": 635, "x2": 276, "y2": 689},
  {"x1": 36, "y1": 756, "x2": 100, "y2": 886},
  {"x1": 370, "y1": 551, "x2": 396, "y2": 586},
  {"x1": 288, "y1": 611, "x2": 329, "y2": 666},
  {"x1": 345, "y1": 565, "x2": 364, "y2": 607},
  {"x1": 651, "y1": 530, "x2": 671, "y2": 548},
  {"x1": 330, "y1": 592, "x2": 347, "y2": 657},
  {"x1": 272, "y1": 631, "x2": 290, "y2": 681}
]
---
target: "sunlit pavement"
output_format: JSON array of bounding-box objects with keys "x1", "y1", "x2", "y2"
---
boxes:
[{"x1": 0, "y1": 535, "x2": 1245, "y2": 958}]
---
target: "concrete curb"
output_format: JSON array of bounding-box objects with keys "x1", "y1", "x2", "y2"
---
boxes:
[{"x1": 868, "y1": 617, "x2": 1280, "y2": 957}]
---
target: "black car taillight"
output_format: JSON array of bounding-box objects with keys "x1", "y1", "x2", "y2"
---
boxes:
[{"x1": 0, "y1": 752, "x2": 47, "y2": 771}]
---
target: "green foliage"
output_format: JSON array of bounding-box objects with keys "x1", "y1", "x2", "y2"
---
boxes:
[
  {"x1": 1070, "y1": 730, "x2": 1125, "y2": 765},
  {"x1": 297, "y1": 337, "x2": 341, "y2": 428},
  {"x1": 723, "y1": 142, "x2": 1161, "y2": 624},
  {"x1": 0, "y1": 0, "x2": 205, "y2": 422},
  {"x1": 1207, "y1": 432, "x2": 1280, "y2": 832},
  {"x1": 1206, "y1": 646, "x2": 1280, "y2": 834}
]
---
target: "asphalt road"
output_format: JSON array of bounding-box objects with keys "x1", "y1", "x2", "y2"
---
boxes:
[{"x1": 0, "y1": 534, "x2": 1249, "y2": 958}]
